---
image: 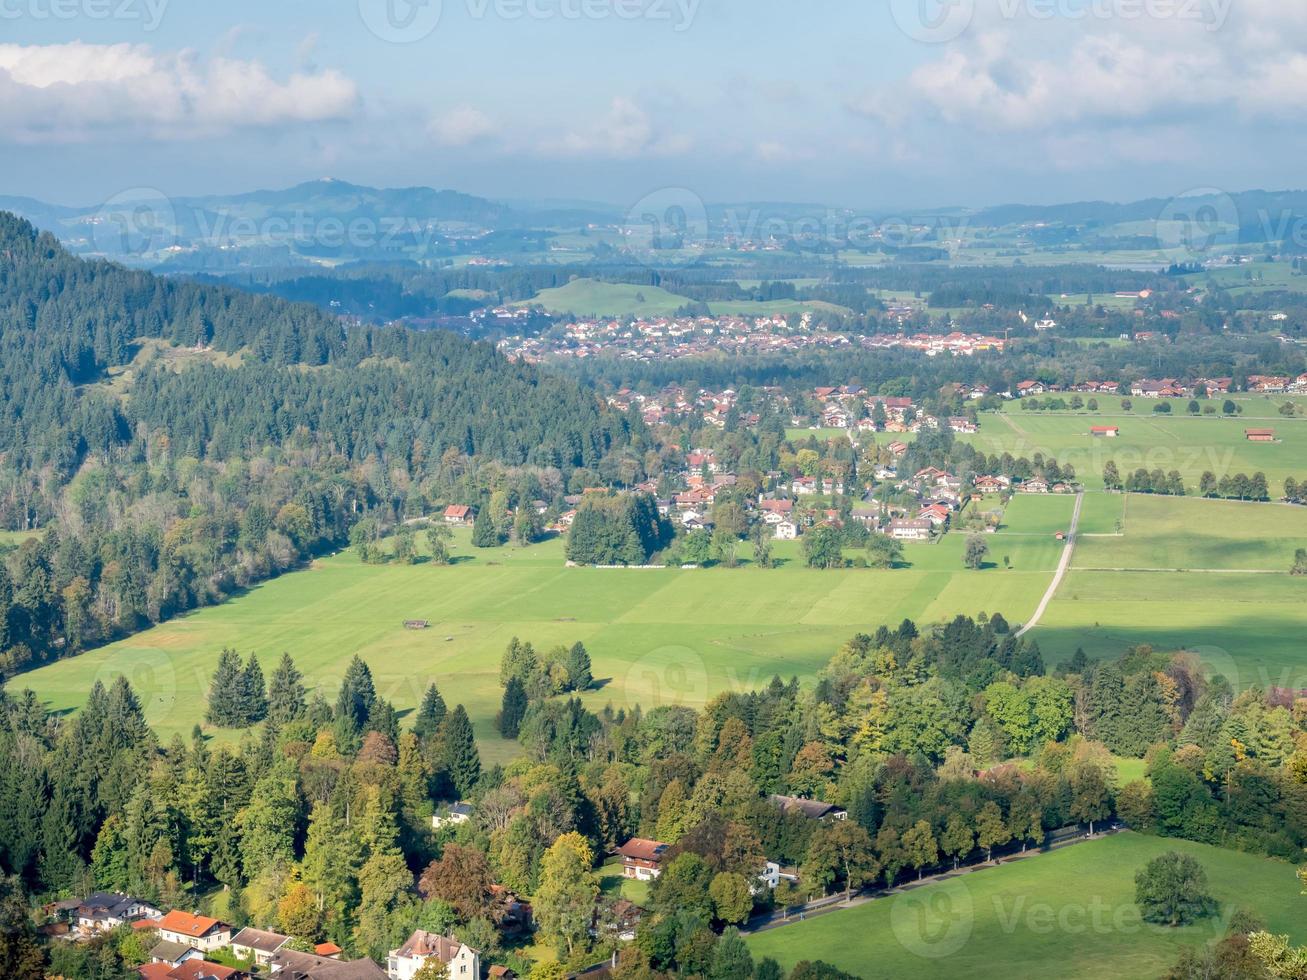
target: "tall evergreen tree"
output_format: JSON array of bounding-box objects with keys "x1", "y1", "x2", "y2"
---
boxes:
[
  {"x1": 564, "y1": 642, "x2": 593, "y2": 692},
  {"x1": 242, "y1": 653, "x2": 268, "y2": 725},
  {"x1": 412, "y1": 683, "x2": 447, "y2": 742},
  {"x1": 471, "y1": 507, "x2": 498, "y2": 548},
  {"x1": 441, "y1": 705, "x2": 481, "y2": 798},
  {"x1": 266, "y1": 653, "x2": 306, "y2": 726},
  {"x1": 500, "y1": 678, "x2": 528, "y2": 739},
  {"x1": 334, "y1": 655, "x2": 377, "y2": 742},
  {"x1": 206, "y1": 648, "x2": 247, "y2": 728}
]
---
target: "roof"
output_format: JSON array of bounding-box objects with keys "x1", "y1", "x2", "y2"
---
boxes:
[
  {"x1": 444, "y1": 504, "x2": 472, "y2": 518},
  {"x1": 616, "y1": 838, "x2": 670, "y2": 863},
  {"x1": 395, "y1": 929, "x2": 474, "y2": 963},
  {"x1": 270, "y1": 949, "x2": 388, "y2": 980},
  {"x1": 1246, "y1": 428, "x2": 1275, "y2": 436},
  {"x1": 138, "y1": 965, "x2": 173, "y2": 980},
  {"x1": 156, "y1": 910, "x2": 226, "y2": 939},
  {"x1": 167, "y1": 962, "x2": 240, "y2": 980},
  {"x1": 231, "y1": 926, "x2": 290, "y2": 953},
  {"x1": 314, "y1": 942, "x2": 343, "y2": 956},
  {"x1": 79, "y1": 892, "x2": 152, "y2": 918},
  {"x1": 769, "y1": 794, "x2": 847, "y2": 820},
  {"x1": 148, "y1": 939, "x2": 197, "y2": 965}
]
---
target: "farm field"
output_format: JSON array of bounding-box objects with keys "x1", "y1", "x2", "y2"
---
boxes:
[
  {"x1": 963, "y1": 411, "x2": 1307, "y2": 492},
  {"x1": 745, "y1": 833, "x2": 1303, "y2": 980},
  {"x1": 515, "y1": 277, "x2": 849, "y2": 318},
  {"x1": 16, "y1": 518, "x2": 1059, "y2": 763},
  {"x1": 1034, "y1": 494, "x2": 1307, "y2": 683}
]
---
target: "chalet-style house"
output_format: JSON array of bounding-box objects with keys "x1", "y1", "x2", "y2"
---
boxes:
[
  {"x1": 154, "y1": 910, "x2": 232, "y2": 953},
  {"x1": 230, "y1": 926, "x2": 291, "y2": 966},
  {"x1": 387, "y1": 930, "x2": 480, "y2": 980},
  {"x1": 137, "y1": 960, "x2": 247, "y2": 980},
  {"x1": 769, "y1": 794, "x2": 849, "y2": 822},
  {"x1": 74, "y1": 892, "x2": 162, "y2": 937},
  {"x1": 443, "y1": 504, "x2": 474, "y2": 525},
  {"x1": 616, "y1": 838, "x2": 671, "y2": 880}
]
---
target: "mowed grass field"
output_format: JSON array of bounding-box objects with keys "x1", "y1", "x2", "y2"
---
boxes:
[
  {"x1": 746, "y1": 833, "x2": 1304, "y2": 980},
  {"x1": 17, "y1": 512, "x2": 1065, "y2": 762},
  {"x1": 1035, "y1": 494, "x2": 1307, "y2": 686},
  {"x1": 962, "y1": 409, "x2": 1307, "y2": 492}
]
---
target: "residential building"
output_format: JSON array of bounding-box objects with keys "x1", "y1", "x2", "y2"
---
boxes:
[
  {"x1": 155, "y1": 911, "x2": 232, "y2": 953},
  {"x1": 75, "y1": 893, "x2": 162, "y2": 937},
  {"x1": 387, "y1": 930, "x2": 480, "y2": 980},
  {"x1": 431, "y1": 802, "x2": 474, "y2": 830},
  {"x1": 887, "y1": 519, "x2": 932, "y2": 542},
  {"x1": 443, "y1": 504, "x2": 474, "y2": 525},
  {"x1": 768, "y1": 794, "x2": 848, "y2": 822},
  {"x1": 616, "y1": 838, "x2": 670, "y2": 880},
  {"x1": 773, "y1": 520, "x2": 798, "y2": 541},
  {"x1": 270, "y1": 948, "x2": 387, "y2": 979},
  {"x1": 230, "y1": 927, "x2": 290, "y2": 967}
]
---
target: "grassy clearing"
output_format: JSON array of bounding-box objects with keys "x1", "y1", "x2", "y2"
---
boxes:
[
  {"x1": 519, "y1": 279, "x2": 693, "y2": 317},
  {"x1": 746, "y1": 833, "x2": 1303, "y2": 980},
  {"x1": 1075, "y1": 492, "x2": 1127, "y2": 535},
  {"x1": 1073, "y1": 495, "x2": 1307, "y2": 571},
  {"x1": 599, "y1": 859, "x2": 651, "y2": 907},
  {"x1": 963, "y1": 412, "x2": 1307, "y2": 492},
  {"x1": 15, "y1": 524, "x2": 1055, "y2": 762}
]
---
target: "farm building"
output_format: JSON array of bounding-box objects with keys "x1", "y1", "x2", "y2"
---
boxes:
[
  {"x1": 1091, "y1": 426, "x2": 1120, "y2": 438},
  {"x1": 1246, "y1": 428, "x2": 1276, "y2": 442},
  {"x1": 443, "y1": 504, "x2": 475, "y2": 525}
]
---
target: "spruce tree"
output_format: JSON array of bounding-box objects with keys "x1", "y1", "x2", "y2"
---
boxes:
[
  {"x1": 266, "y1": 653, "x2": 306, "y2": 726},
  {"x1": 413, "y1": 684, "x2": 447, "y2": 742},
  {"x1": 206, "y1": 648, "x2": 246, "y2": 727},
  {"x1": 499, "y1": 678, "x2": 528, "y2": 739},
  {"x1": 564, "y1": 641, "x2": 592, "y2": 692},
  {"x1": 441, "y1": 705, "x2": 481, "y2": 798},
  {"x1": 335, "y1": 655, "x2": 377, "y2": 741},
  {"x1": 241, "y1": 653, "x2": 268, "y2": 725},
  {"x1": 471, "y1": 507, "x2": 498, "y2": 548}
]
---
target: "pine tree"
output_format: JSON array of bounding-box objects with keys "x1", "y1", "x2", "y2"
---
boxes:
[
  {"x1": 500, "y1": 678, "x2": 528, "y2": 739},
  {"x1": 564, "y1": 641, "x2": 592, "y2": 692},
  {"x1": 471, "y1": 507, "x2": 498, "y2": 548},
  {"x1": 412, "y1": 684, "x2": 447, "y2": 742},
  {"x1": 335, "y1": 655, "x2": 376, "y2": 742},
  {"x1": 242, "y1": 653, "x2": 268, "y2": 725},
  {"x1": 206, "y1": 648, "x2": 246, "y2": 727},
  {"x1": 266, "y1": 653, "x2": 306, "y2": 726},
  {"x1": 441, "y1": 705, "x2": 481, "y2": 798}
]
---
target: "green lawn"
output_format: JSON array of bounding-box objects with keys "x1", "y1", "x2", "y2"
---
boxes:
[
  {"x1": 15, "y1": 525, "x2": 1055, "y2": 763},
  {"x1": 965, "y1": 411, "x2": 1307, "y2": 492},
  {"x1": 599, "y1": 859, "x2": 651, "y2": 907},
  {"x1": 1037, "y1": 494, "x2": 1307, "y2": 685},
  {"x1": 747, "y1": 833, "x2": 1304, "y2": 980}
]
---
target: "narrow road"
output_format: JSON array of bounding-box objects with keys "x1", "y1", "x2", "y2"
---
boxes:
[{"x1": 1016, "y1": 491, "x2": 1084, "y2": 638}]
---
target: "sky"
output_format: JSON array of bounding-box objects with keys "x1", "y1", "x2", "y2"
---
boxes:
[{"x1": 2, "y1": 0, "x2": 1306, "y2": 210}]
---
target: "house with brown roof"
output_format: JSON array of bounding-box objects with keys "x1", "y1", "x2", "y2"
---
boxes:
[
  {"x1": 230, "y1": 926, "x2": 290, "y2": 966},
  {"x1": 74, "y1": 892, "x2": 162, "y2": 937},
  {"x1": 616, "y1": 838, "x2": 671, "y2": 881},
  {"x1": 387, "y1": 930, "x2": 480, "y2": 980},
  {"x1": 769, "y1": 794, "x2": 848, "y2": 822},
  {"x1": 270, "y1": 948, "x2": 387, "y2": 979},
  {"x1": 138, "y1": 961, "x2": 246, "y2": 980},
  {"x1": 155, "y1": 911, "x2": 231, "y2": 953},
  {"x1": 1246, "y1": 428, "x2": 1276, "y2": 442},
  {"x1": 887, "y1": 519, "x2": 932, "y2": 542}
]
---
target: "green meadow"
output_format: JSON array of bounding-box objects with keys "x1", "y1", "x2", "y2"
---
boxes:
[
  {"x1": 16, "y1": 514, "x2": 1062, "y2": 761},
  {"x1": 961, "y1": 410, "x2": 1307, "y2": 492},
  {"x1": 515, "y1": 277, "x2": 849, "y2": 318},
  {"x1": 746, "y1": 833, "x2": 1303, "y2": 980},
  {"x1": 1034, "y1": 494, "x2": 1307, "y2": 685}
]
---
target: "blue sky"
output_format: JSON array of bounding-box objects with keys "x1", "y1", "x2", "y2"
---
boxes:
[{"x1": 2, "y1": 0, "x2": 1305, "y2": 209}]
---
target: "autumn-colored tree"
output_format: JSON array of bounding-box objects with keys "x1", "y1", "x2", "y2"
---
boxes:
[{"x1": 419, "y1": 844, "x2": 494, "y2": 922}]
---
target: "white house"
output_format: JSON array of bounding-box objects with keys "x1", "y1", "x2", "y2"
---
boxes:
[
  {"x1": 73, "y1": 893, "x2": 161, "y2": 937},
  {"x1": 154, "y1": 910, "x2": 232, "y2": 952},
  {"x1": 432, "y1": 802, "x2": 474, "y2": 830},
  {"x1": 773, "y1": 520, "x2": 797, "y2": 541},
  {"x1": 388, "y1": 930, "x2": 480, "y2": 980}
]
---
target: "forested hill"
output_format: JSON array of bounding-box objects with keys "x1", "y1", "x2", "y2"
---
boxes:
[
  {"x1": 0, "y1": 211, "x2": 633, "y2": 483},
  {"x1": 0, "y1": 212, "x2": 643, "y2": 675}
]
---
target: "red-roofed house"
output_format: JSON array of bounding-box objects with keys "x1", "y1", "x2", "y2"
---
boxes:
[
  {"x1": 443, "y1": 504, "x2": 474, "y2": 525},
  {"x1": 155, "y1": 911, "x2": 231, "y2": 953}
]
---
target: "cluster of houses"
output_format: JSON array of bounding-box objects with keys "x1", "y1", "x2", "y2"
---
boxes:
[
  {"x1": 48, "y1": 892, "x2": 488, "y2": 980},
  {"x1": 858, "y1": 331, "x2": 1007, "y2": 356},
  {"x1": 1014, "y1": 374, "x2": 1307, "y2": 399},
  {"x1": 805, "y1": 386, "x2": 978, "y2": 435},
  {"x1": 498, "y1": 312, "x2": 866, "y2": 364}
]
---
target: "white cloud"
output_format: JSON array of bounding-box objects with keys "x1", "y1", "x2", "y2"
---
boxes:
[
  {"x1": 0, "y1": 42, "x2": 358, "y2": 144},
  {"x1": 430, "y1": 106, "x2": 497, "y2": 147},
  {"x1": 540, "y1": 97, "x2": 690, "y2": 159}
]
